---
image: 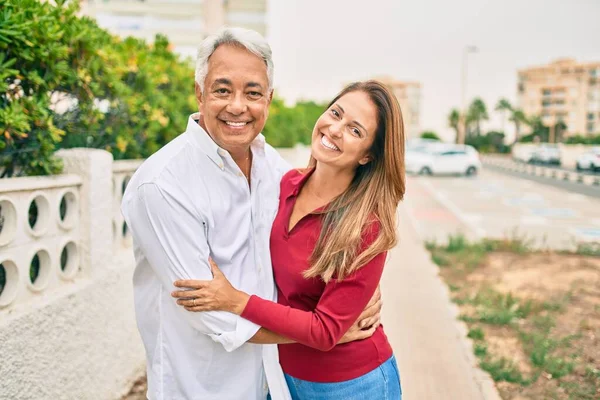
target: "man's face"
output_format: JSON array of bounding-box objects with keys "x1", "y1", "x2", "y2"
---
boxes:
[{"x1": 196, "y1": 44, "x2": 272, "y2": 154}]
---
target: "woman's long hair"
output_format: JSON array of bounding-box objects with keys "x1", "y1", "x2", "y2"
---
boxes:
[{"x1": 304, "y1": 81, "x2": 406, "y2": 283}]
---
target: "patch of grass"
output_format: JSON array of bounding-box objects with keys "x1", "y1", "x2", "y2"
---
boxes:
[
  {"x1": 474, "y1": 342, "x2": 488, "y2": 358},
  {"x1": 498, "y1": 229, "x2": 534, "y2": 254},
  {"x1": 480, "y1": 356, "x2": 528, "y2": 384},
  {"x1": 448, "y1": 283, "x2": 461, "y2": 292},
  {"x1": 467, "y1": 327, "x2": 485, "y2": 340},
  {"x1": 521, "y1": 331, "x2": 576, "y2": 379},
  {"x1": 424, "y1": 239, "x2": 437, "y2": 251},
  {"x1": 469, "y1": 289, "x2": 534, "y2": 325},
  {"x1": 575, "y1": 242, "x2": 600, "y2": 257},
  {"x1": 431, "y1": 253, "x2": 449, "y2": 267},
  {"x1": 445, "y1": 233, "x2": 468, "y2": 253}
]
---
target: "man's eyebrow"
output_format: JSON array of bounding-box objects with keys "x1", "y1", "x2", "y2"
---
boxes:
[
  {"x1": 212, "y1": 78, "x2": 232, "y2": 86},
  {"x1": 246, "y1": 82, "x2": 264, "y2": 89}
]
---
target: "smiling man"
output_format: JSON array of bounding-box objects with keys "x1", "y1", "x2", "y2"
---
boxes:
[{"x1": 121, "y1": 27, "x2": 380, "y2": 400}]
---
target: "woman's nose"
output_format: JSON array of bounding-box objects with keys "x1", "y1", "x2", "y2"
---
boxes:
[{"x1": 329, "y1": 122, "x2": 343, "y2": 138}]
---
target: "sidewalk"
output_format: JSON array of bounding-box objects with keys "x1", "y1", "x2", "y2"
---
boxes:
[{"x1": 381, "y1": 203, "x2": 501, "y2": 400}]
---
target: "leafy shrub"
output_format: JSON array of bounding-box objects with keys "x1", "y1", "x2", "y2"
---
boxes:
[{"x1": 0, "y1": 0, "x2": 196, "y2": 177}]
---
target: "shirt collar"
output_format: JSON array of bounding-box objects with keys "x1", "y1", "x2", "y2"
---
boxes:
[
  {"x1": 286, "y1": 167, "x2": 316, "y2": 198},
  {"x1": 185, "y1": 113, "x2": 267, "y2": 168}
]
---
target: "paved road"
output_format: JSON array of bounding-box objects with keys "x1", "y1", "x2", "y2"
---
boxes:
[
  {"x1": 484, "y1": 162, "x2": 600, "y2": 198},
  {"x1": 404, "y1": 168, "x2": 600, "y2": 249}
]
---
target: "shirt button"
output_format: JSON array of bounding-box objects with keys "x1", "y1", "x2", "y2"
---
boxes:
[
  {"x1": 217, "y1": 149, "x2": 226, "y2": 156},
  {"x1": 238, "y1": 172, "x2": 243, "y2": 177}
]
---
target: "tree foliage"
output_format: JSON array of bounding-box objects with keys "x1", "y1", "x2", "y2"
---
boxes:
[
  {"x1": 262, "y1": 98, "x2": 326, "y2": 147},
  {"x1": 420, "y1": 131, "x2": 441, "y2": 141},
  {"x1": 0, "y1": 0, "x2": 196, "y2": 177}
]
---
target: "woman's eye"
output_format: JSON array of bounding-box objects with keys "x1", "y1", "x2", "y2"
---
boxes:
[
  {"x1": 331, "y1": 109, "x2": 339, "y2": 117},
  {"x1": 352, "y1": 128, "x2": 361, "y2": 136}
]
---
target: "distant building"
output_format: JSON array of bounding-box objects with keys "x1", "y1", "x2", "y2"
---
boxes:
[
  {"x1": 79, "y1": 0, "x2": 268, "y2": 59},
  {"x1": 374, "y1": 77, "x2": 422, "y2": 139},
  {"x1": 517, "y1": 58, "x2": 600, "y2": 138}
]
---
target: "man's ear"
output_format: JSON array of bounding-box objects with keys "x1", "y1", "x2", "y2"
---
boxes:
[
  {"x1": 267, "y1": 89, "x2": 274, "y2": 105},
  {"x1": 195, "y1": 82, "x2": 203, "y2": 110}
]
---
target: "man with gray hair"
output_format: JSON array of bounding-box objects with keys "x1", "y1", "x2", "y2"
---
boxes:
[{"x1": 122, "y1": 27, "x2": 379, "y2": 400}]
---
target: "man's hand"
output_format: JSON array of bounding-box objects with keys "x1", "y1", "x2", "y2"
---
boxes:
[
  {"x1": 337, "y1": 285, "x2": 382, "y2": 344},
  {"x1": 358, "y1": 285, "x2": 382, "y2": 329}
]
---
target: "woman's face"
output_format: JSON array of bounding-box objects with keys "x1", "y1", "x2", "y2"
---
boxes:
[{"x1": 311, "y1": 90, "x2": 378, "y2": 171}]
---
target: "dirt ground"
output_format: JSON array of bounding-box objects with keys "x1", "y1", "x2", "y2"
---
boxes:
[{"x1": 440, "y1": 251, "x2": 600, "y2": 400}]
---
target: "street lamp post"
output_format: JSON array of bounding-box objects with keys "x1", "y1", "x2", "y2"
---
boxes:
[{"x1": 459, "y1": 45, "x2": 478, "y2": 144}]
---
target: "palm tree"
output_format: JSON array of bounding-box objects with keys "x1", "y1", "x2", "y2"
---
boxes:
[
  {"x1": 466, "y1": 98, "x2": 489, "y2": 137},
  {"x1": 509, "y1": 109, "x2": 527, "y2": 144},
  {"x1": 495, "y1": 98, "x2": 512, "y2": 133},
  {"x1": 448, "y1": 109, "x2": 461, "y2": 143}
]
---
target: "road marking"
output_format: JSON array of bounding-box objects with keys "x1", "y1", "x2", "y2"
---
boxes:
[
  {"x1": 529, "y1": 208, "x2": 577, "y2": 218},
  {"x1": 504, "y1": 196, "x2": 545, "y2": 207}
]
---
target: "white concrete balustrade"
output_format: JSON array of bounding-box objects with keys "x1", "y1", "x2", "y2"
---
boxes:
[
  {"x1": 0, "y1": 149, "x2": 145, "y2": 400},
  {"x1": 112, "y1": 160, "x2": 143, "y2": 253},
  {"x1": 0, "y1": 174, "x2": 82, "y2": 309}
]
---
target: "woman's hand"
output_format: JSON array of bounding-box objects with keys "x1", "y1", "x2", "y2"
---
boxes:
[{"x1": 171, "y1": 258, "x2": 250, "y2": 315}]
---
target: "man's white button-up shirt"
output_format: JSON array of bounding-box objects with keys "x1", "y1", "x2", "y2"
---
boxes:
[{"x1": 121, "y1": 114, "x2": 292, "y2": 400}]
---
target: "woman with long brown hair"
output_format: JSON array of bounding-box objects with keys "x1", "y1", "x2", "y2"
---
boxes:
[{"x1": 172, "y1": 80, "x2": 405, "y2": 399}]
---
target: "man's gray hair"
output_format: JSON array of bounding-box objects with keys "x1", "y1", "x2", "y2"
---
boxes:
[{"x1": 195, "y1": 27, "x2": 274, "y2": 93}]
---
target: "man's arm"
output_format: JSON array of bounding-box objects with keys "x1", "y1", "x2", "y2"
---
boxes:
[{"x1": 122, "y1": 182, "x2": 259, "y2": 352}]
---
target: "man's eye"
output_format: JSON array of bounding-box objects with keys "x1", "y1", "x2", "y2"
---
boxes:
[
  {"x1": 215, "y1": 88, "x2": 229, "y2": 94},
  {"x1": 248, "y1": 91, "x2": 262, "y2": 97}
]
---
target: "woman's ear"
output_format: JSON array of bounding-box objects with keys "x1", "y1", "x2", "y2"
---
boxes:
[{"x1": 358, "y1": 154, "x2": 372, "y2": 166}]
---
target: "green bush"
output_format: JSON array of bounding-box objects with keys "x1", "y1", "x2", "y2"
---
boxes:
[
  {"x1": 0, "y1": 0, "x2": 196, "y2": 177},
  {"x1": 263, "y1": 98, "x2": 326, "y2": 147},
  {"x1": 465, "y1": 131, "x2": 510, "y2": 154},
  {"x1": 420, "y1": 131, "x2": 441, "y2": 141}
]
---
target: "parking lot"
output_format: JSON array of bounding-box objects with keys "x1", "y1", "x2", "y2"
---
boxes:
[{"x1": 404, "y1": 168, "x2": 600, "y2": 249}]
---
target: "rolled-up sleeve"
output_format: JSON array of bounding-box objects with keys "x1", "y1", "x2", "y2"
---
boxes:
[{"x1": 121, "y1": 182, "x2": 259, "y2": 352}]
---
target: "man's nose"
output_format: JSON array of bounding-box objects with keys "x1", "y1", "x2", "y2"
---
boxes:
[{"x1": 226, "y1": 93, "x2": 248, "y2": 115}]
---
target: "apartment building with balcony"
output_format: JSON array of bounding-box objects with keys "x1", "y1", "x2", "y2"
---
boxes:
[
  {"x1": 80, "y1": 0, "x2": 267, "y2": 59},
  {"x1": 517, "y1": 58, "x2": 600, "y2": 138}
]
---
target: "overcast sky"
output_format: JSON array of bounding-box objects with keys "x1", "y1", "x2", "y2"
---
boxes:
[{"x1": 266, "y1": 0, "x2": 600, "y2": 141}]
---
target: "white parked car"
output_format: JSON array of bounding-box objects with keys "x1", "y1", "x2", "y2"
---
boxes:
[
  {"x1": 576, "y1": 147, "x2": 600, "y2": 171},
  {"x1": 512, "y1": 146, "x2": 535, "y2": 163},
  {"x1": 406, "y1": 145, "x2": 481, "y2": 176},
  {"x1": 530, "y1": 144, "x2": 561, "y2": 165}
]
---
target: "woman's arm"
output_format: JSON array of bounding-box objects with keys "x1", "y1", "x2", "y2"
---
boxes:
[
  {"x1": 172, "y1": 259, "x2": 382, "y2": 347},
  {"x1": 172, "y1": 247, "x2": 386, "y2": 351}
]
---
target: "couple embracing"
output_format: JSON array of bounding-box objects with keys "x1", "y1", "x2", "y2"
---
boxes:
[{"x1": 122, "y1": 27, "x2": 405, "y2": 400}]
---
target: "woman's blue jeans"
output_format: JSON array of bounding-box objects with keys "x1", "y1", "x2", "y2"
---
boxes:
[{"x1": 282, "y1": 355, "x2": 401, "y2": 400}]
